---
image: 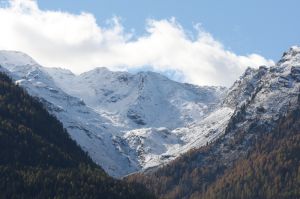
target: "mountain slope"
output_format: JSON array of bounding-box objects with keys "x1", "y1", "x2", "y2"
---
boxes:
[
  {"x1": 128, "y1": 95, "x2": 300, "y2": 199},
  {"x1": 202, "y1": 105, "x2": 300, "y2": 199},
  {"x1": 0, "y1": 50, "x2": 227, "y2": 177},
  {"x1": 126, "y1": 46, "x2": 300, "y2": 199},
  {"x1": 46, "y1": 67, "x2": 224, "y2": 129},
  {"x1": 0, "y1": 50, "x2": 139, "y2": 177},
  {"x1": 0, "y1": 71, "x2": 154, "y2": 199}
]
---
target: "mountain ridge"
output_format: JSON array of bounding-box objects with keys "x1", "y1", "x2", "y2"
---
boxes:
[
  {"x1": 0, "y1": 50, "x2": 227, "y2": 177},
  {"x1": 1, "y1": 46, "x2": 299, "y2": 198},
  {"x1": 2, "y1": 46, "x2": 297, "y2": 179},
  {"x1": 126, "y1": 45, "x2": 300, "y2": 199}
]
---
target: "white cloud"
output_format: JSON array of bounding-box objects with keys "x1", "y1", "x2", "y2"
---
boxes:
[{"x1": 0, "y1": 0, "x2": 274, "y2": 86}]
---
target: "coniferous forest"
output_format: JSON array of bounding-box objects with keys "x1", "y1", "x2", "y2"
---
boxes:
[{"x1": 0, "y1": 71, "x2": 154, "y2": 199}]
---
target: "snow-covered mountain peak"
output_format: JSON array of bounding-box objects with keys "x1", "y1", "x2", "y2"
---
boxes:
[
  {"x1": 81, "y1": 67, "x2": 117, "y2": 76},
  {"x1": 0, "y1": 50, "x2": 43, "y2": 81},
  {"x1": 135, "y1": 70, "x2": 170, "y2": 80},
  {"x1": 0, "y1": 48, "x2": 229, "y2": 177},
  {"x1": 223, "y1": 65, "x2": 268, "y2": 108},
  {"x1": 222, "y1": 46, "x2": 300, "y2": 136},
  {"x1": 46, "y1": 66, "x2": 226, "y2": 129},
  {"x1": 290, "y1": 45, "x2": 300, "y2": 51},
  {"x1": 9, "y1": 47, "x2": 299, "y2": 178},
  {"x1": 278, "y1": 45, "x2": 300, "y2": 66},
  {"x1": 212, "y1": 46, "x2": 300, "y2": 165},
  {"x1": 46, "y1": 67, "x2": 75, "y2": 76},
  {"x1": 43, "y1": 65, "x2": 230, "y2": 171},
  {"x1": 0, "y1": 50, "x2": 38, "y2": 67}
]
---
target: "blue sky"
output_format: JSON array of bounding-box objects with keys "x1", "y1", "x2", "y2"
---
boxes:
[
  {"x1": 38, "y1": 0, "x2": 300, "y2": 61},
  {"x1": 0, "y1": 0, "x2": 297, "y2": 86}
]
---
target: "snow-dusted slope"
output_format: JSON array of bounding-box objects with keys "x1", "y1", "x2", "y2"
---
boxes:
[
  {"x1": 46, "y1": 67, "x2": 225, "y2": 129},
  {"x1": 225, "y1": 46, "x2": 300, "y2": 121},
  {"x1": 0, "y1": 51, "x2": 140, "y2": 177},
  {"x1": 3, "y1": 46, "x2": 298, "y2": 177},
  {"x1": 116, "y1": 45, "x2": 300, "y2": 171},
  {"x1": 46, "y1": 67, "x2": 229, "y2": 169},
  {"x1": 207, "y1": 46, "x2": 300, "y2": 166},
  {"x1": 124, "y1": 106, "x2": 234, "y2": 169},
  {"x1": 0, "y1": 50, "x2": 228, "y2": 177},
  {"x1": 4, "y1": 45, "x2": 299, "y2": 177}
]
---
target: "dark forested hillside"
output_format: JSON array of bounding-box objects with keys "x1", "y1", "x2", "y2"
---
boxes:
[
  {"x1": 201, "y1": 107, "x2": 300, "y2": 199},
  {"x1": 127, "y1": 101, "x2": 300, "y2": 199},
  {"x1": 0, "y1": 71, "x2": 154, "y2": 199}
]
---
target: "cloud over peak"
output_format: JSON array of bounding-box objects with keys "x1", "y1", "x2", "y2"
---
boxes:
[{"x1": 0, "y1": 0, "x2": 274, "y2": 86}]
